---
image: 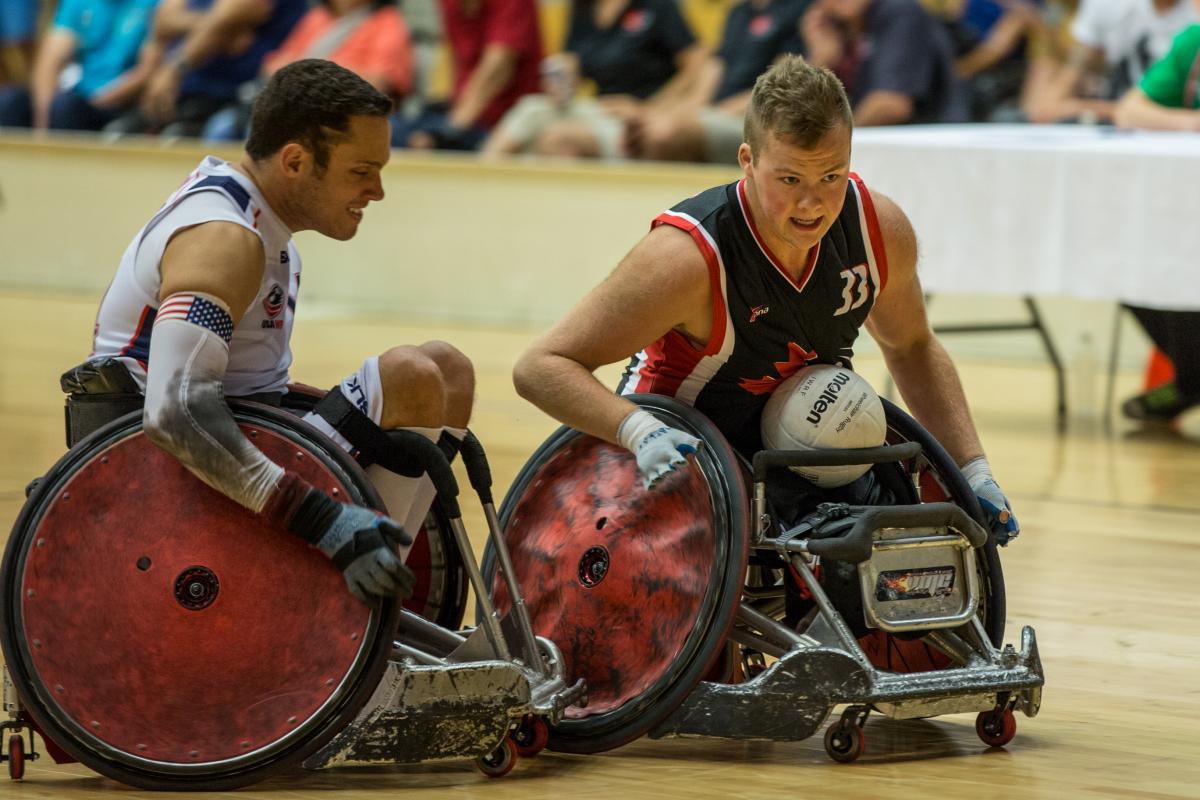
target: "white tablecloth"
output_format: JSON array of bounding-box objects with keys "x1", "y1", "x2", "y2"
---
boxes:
[{"x1": 849, "y1": 124, "x2": 1200, "y2": 310}]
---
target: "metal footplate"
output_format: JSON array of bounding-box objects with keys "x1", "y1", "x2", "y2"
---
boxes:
[
  {"x1": 304, "y1": 660, "x2": 530, "y2": 768},
  {"x1": 303, "y1": 616, "x2": 584, "y2": 771},
  {"x1": 650, "y1": 625, "x2": 1042, "y2": 742}
]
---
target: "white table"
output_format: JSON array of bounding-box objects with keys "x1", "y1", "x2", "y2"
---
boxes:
[
  {"x1": 849, "y1": 124, "x2": 1200, "y2": 426},
  {"x1": 850, "y1": 124, "x2": 1200, "y2": 311}
]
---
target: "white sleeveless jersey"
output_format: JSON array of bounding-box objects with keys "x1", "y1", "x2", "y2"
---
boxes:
[{"x1": 92, "y1": 157, "x2": 301, "y2": 397}]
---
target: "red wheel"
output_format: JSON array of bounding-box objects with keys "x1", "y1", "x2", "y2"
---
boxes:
[
  {"x1": 475, "y1": 738, "x2": 518, "y2": 778},
  {"x1": 976, "y1": 708, "x2": 1017, "y2": 747},
  {"x1": 2, "y1": 404, "x2": 401, "y2": 790},
  {"x1": 488, "y1": 394, "x2": 749, "y2": 754},
  {"x1": 7, "y1": 734, "x2": 25, "y2": 780},
  {"x1": 510, "y1": 716, "x2": 549, "y2": 758},
  {"x1": 823, "y1": 721, "x2": 865, "y2": 763}
]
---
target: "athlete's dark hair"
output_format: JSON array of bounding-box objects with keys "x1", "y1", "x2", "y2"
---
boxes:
[
  {"x1": 744, "y1": 55, "x2": 852, "y2": 160},
  {"x1": 246, "y1": 59, "x2": 392, "y2": 171}
]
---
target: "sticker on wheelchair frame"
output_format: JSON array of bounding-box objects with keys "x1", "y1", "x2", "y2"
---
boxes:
[{"x1": 874, "y1": 566, "x2": 956, "y2": 601}]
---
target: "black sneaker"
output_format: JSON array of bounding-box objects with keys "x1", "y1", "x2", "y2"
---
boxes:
[{"x1": 1122, "y1": 382, "x2": 1192, "y2": 422}]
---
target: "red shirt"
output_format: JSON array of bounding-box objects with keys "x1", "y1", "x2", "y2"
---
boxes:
[
  {"x1": 439, "y1": 0, "x2": 543, "y2": 128},
  {"x1": 264, "y1": 7, "x2": 414, "y2": 96}
]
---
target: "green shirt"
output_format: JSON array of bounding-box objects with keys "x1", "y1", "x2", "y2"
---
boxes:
[{"x1": 1140, "y1": 24, "x2": 1200, "y2": 110}]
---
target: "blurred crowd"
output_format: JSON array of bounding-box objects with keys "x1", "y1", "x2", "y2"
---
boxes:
[{"x1": 2, "y1": 0, "x2": 1200, "y2": 161}]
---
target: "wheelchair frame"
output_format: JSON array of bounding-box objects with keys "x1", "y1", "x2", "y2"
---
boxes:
[
  {"x1": 490, "y1": 394, "x2": 1044, "y2": 763},
  {"x1": 1, "y1": 393, "x2": 585, "y2": 788}
]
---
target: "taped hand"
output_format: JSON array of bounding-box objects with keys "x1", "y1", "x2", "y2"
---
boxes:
[
  {"x1": 618, "y1": 408, "x2": 702, "y2": 490},
  {"x1": 961, "y1": 457, "x2": 1020, "y2": 546}
]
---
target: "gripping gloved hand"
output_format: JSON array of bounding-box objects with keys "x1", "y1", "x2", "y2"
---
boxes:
[
  {"x1": 315, "y1": 503, "x2": 415, "y2": 604},
  {"x1": 266, "y1": 473, "x2": 415, "y2": 605},
  {"x1": 960, "y1": 456, "x2": 1019, "y2": 546},
  {"x1": 618, "y1": 408, "x2": 702, "y2": 490}
]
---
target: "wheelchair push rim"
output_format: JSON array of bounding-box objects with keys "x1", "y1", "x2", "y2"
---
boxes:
[
  {"x1": 489, "y1": 394, "x2": 750, "y2": 754},
  {"x1": 0, "y1": 402, "x2": 402, "y2": 790}
]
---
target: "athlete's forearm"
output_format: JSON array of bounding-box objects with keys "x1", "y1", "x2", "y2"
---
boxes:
[
  {"x1": 883, "y1": 334, "x2": 984, "y2": 467},
  {"x1": 513, "y1": 349, "x2": 637, "y2": 445},
  {"x1": 143, "y1": 292, "x2": 284, "y2": 513}
]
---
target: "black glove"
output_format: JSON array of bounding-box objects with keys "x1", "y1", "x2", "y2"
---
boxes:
[{"x1": 290, "y1": 489, "x2": 415, "y2": 605}]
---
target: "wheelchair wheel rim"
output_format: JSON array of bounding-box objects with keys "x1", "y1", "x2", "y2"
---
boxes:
[
  {"x1": 0, "y1": 403, "x2": 401, "y2": 789},
  {"x1": 493, "y1": 394, "x2": 748, "y2": 753}
]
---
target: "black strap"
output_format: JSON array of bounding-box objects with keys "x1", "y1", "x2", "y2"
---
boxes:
[{"x1": 312, "y1": 388, "x2": 426, "y2": 478}]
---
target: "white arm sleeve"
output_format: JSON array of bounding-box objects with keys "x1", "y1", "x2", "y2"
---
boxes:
[{"x1": 143, "y1": 292, "x2": 284, "y2": 513}]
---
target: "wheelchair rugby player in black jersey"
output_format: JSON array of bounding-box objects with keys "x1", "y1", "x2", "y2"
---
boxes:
[{"x1": 492, "y1": 54, "x2": 1043, "y2": 761}]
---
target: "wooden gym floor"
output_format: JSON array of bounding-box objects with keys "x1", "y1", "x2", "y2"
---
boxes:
[{"x1": 1, "y1": 290, "x2": 1198, "y2": 799}]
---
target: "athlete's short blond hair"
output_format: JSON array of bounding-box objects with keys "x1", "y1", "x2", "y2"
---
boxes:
[{"x1": 744, "y1": 55, "x2": 852, "y2": 160}]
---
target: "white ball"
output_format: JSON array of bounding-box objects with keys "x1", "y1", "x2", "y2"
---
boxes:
[{"x1": 760, "y1": 364, "x2": 887, "y2": 488}]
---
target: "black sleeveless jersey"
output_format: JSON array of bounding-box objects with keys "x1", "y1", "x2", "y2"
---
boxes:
[{"x1": 617, "y1": 175, "x2": 889, "y2": 456}]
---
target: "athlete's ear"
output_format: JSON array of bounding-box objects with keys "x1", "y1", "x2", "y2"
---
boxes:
[
  {"x1": 738, "y1": 142, "x2": 754, "y2": 173},
  {"x1": 277, "y1": 142, "x2": 309, "y2": 178}
]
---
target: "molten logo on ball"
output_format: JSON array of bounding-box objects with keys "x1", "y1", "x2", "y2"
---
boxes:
[
  {"x1": 805, "y1": 371, "x2": 852, "y2": 424},
  {"x1": 760, "y1": 364, "x2": 886, "y2": 488}
]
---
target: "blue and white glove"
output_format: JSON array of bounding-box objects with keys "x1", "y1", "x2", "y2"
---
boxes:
[
  {"x1": 617, "y1": 409, "x2": 702, "y2": 490},
  {"x1": 960, "y1": 456, "x2": 1019, "y2": 546}
]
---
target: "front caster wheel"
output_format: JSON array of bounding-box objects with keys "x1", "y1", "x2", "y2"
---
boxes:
[
  {"x1": 476, "y1": 738, "x2": 518, "y2": 778},
  {"x1": 7, "y1": 735, "x2": 25, "y2": 780},
  {"x1": 511, "y1": 715, "x2": 550, "y2": 758},
  {"x1": 976, "y1": 708, "x2": 1017, "y2": 747},
  {"x1": 824, "y1": 721, "x2": 865, "y2": 763}
]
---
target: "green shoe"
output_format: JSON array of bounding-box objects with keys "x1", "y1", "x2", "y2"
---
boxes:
[{"x1": 1122, "y1": 382, "x2": 1191, "y2": 422}]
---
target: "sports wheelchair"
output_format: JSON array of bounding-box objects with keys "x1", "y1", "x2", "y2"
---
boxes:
[
  {"x1": 484, "y1": 393, "x2": 1044, "y2": 762},
  {"x1": 0, "y1": 363, "x2": 584, "y2": 789}
]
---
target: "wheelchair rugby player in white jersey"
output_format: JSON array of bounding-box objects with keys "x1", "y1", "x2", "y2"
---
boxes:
[{"x1": 0, "y1": 59, "x2": 582, "y2": 788}]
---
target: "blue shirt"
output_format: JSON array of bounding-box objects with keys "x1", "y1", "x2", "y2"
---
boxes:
[
  {"x1": 179, "y1": 0, "x2": 306, "y2": 101},
  {"x1": 52, "y1": 0, "x2": 159, "y2": 99}
]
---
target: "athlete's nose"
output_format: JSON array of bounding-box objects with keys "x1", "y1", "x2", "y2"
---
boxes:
[
  {"x1": 795, "y1": 186, "x2": 830, "y2": 219},
  {"x1": 366, "y1": 174, "x2": 384, "y2": 202}
]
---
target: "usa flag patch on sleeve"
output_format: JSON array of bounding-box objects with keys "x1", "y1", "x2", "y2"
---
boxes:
[{"x1": 155, "y1": 294, "x2": 235, "y2": 343}]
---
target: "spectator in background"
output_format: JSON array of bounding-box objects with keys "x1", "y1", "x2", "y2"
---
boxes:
[
  {"x1": 203, "y1": 0, "x2": 414, "y2": 141},
  {"x1": 616, "y1": 0, "x2": 809, "y2": 164},
  {"x1": 482, "y1": 0, "x2": 708, "y2": 159},
  {"x1": 0, "y1": 0, "x2": 159, "y2": 130},
  {"x1": 104, "y1": 0, "x2": 307, "y2": 137},
  {"x1": 0, "y1": 0, "x2": 37, "y2": 86},
  {"x1": 797, "y1": 0, "x2": 968, "y2": 125},
  {"x1": 1023, "y1": 0, "x2": 1193, "y2": 123},
  {"x1": 1110, "y1": 24, "x2": 1200, "y2": 430},
  {"x1": 393, "y1": 0, "x2": 541, "y2": 151},
  {"x1": 934, "y1": 0, "x2": 1044, "y2": 121}
]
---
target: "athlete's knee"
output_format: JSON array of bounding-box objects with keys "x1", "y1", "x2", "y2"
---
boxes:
[
  {"x1": 419, "y1": 340, "x2": 474, "y2": 395},
  {"x1": 378, "y1": 345, "x2": 446, "y2": 427},
  {"x1": 419, "y1": 340, "x2": 475, "y2": 423}
]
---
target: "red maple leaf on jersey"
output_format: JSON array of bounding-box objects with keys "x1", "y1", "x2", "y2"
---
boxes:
[{"x1": 738, "y1": 341, "x2": 819, "y2": 395}]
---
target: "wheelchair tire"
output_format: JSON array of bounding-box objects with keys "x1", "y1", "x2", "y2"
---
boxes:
[
  {"x1": 0, "y1": 402, "x2": 402, "y2": 790},
  {"x1": 486, "y1": 394, "x2": 749, "y2": 754},
  {"x1": 406, "y1": 506, "x2": 468, "y2": 631},
  {"x1": 281, "y1": 388, "x2": 467, "y2": 631}
]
